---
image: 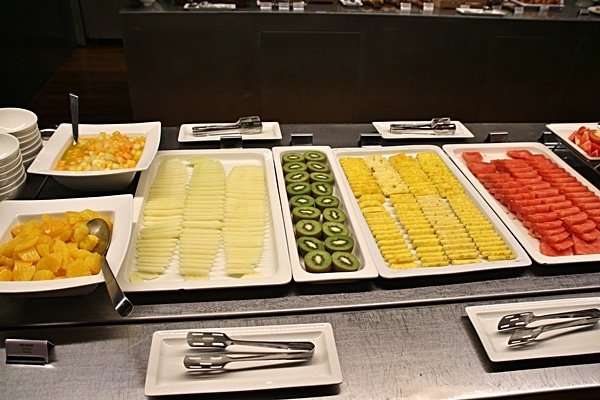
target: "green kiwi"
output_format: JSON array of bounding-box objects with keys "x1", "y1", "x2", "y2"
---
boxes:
[
  {"x1": 292, "y1": 206, "x2": 321, "y2": 222},
  {"x1": 295, "y1": 219, "x2": 322, "y2": 238},
  {"x1": 322, "y1": 221, "x2": 350, "y2": 238},
  {"x1": 297, "y1": 236, "x2": 326, "y2": 256},
  {"x1": 285, "y1": 171, "x2": 310, "y2": 184},
  {"x1": 309, "y1": 172, "x2": 334, "y2": 184},
  {"x1": 286, "y1": 182, "x2": 311, "y2": 197},
  {"x1": 282, "y1": 153, "x2": 305, "y2": 164},
  {"x1": 322, "y1": 207, "x2": 346, "y2": 223},
  {"x1": 324, "y1": 235, "x2": 354, "y2": 253},
  {"x1": 306, "y1": 161, "x2": 330, "y2": 174},
  {"x1": 315, "y1": 195, "x2": 340, "y2": 211},
  {"x1": 331, "y1": 251, "x2": 360, "y2": 272},
  {"x1": 311, "y1": 182, "x2": 333, "y2": 197},
  {"x1": 304, "y1": 250, "x2": 332, "y2": 273},
  {"x1": 282, "y1": 162, "x2": 307, "y2": 174},
  {"x1": 303, "y1": 150, "x2": 327, "y2": 162},
  {"x1": 289, "y1": 194, "x2": 315, "y2": 209}
]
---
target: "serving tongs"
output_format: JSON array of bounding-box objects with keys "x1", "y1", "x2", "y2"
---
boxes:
[
  {"x1": 508, "y1": 316, "x2": 600, "y2": 346},
  {"x1": 187, "y1": 331, "x2": 315, "y2": 353},
  {"x1": 191, "y1": 116, "x2": 262, "y2": 136},
  {"x1": 497, "y1": 308, "x2": 600, "y2": 330},
  {"x1": 183, "y1": 350, "x2": 314, "y2": 370},
  {"x1": 389, "y1": 117, "x2": 456, "y2": 134}
]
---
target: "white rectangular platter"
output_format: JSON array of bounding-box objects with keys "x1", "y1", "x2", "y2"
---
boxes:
[
  {"x1": 145, "y1": 323, "x2": 342, "y2": 396},
  {"x1": 272, "y1": 146, "x2": 379, "y2": 283},
  {"x1": 443, "y1": 142, "x2": 600, "y2": 265},
  {"x1": 510, "y1": 0, "x2": 564, "y2": 8},
  {"x1": 372, "y1": 120, "x2": 474, "y2": 140},
  {"x1": 546, "y1": 122, "x2": 600, "y2": 161},
  {"x1": 0, "y1": 194, "x2": 133, "y2": 295},
  {"x1": 331, "y1": 145, "x2": 531, "y2": 279},
  {"x1": 178, "y1": 122, "x2": 282, "y2": 142},
  {"x1": 118, "y1": 149, "x2": 292, "y2": 292},
  {"x1": 465, "y1": 297, "x2": 600, "y2": 363}
]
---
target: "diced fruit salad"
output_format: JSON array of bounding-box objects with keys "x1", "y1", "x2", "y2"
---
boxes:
[{"x1": 462, "y1": 149, "x2": 600, "y2": 256}]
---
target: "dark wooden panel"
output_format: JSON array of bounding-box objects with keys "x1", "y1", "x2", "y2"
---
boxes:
[
  {"x1": 260, "y1": 31, "x2": 361, "y2": 123},
  {"x1": 477, "y1": 35, "x2": 577, "y2": 122}
]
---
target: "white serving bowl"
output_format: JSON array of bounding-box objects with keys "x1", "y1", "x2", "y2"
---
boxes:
[
  {"x1": 27, "y1": 122, "x2": 161, "y2": 191},
  {"x1": 0, "y1": 171, "x2": 26, "y2": 200},
  {"x1": 0, "y1": 108, "x2": 38, "y2": 135},
  {"x1": 0, "y1": 194, "x2": 133, "y2": 296},
  {"x1": 17, "y1": 129, "x2": 42, "y2": 148},
  {"x1": 0, "y1": 162, "x2": 25, "y2": 187},
  {"x1": 0, "y1": 153, "x2": 24, "y2": 178},
  {"x1": 0, "y1": 132, "x2": 21, "y2": 164}
]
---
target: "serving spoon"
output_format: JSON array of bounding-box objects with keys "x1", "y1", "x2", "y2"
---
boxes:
[{"x1": 87, "y1": 218, "x2": 134, "y2": 317}]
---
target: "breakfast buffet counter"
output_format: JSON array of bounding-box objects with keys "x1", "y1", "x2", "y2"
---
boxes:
[{"x1": 1, "y1": 123, "x2": 599, "y2": 398}]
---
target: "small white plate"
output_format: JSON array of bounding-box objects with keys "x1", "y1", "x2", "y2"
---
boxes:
[
  {"x1": 466, "y1": 297, "x2": 600, "y2": 363},
  {"x1": 372, "y1": 120, "x2": 474, "y2": 140},
  {"x1": 456, "y1": 8, "x2": 506, "y2": 16},
  {"x1": 510, "y1": 0, "x2": 564, "y2": 7},
  {"x1": 0, "y1": 194, "x2": 133, "y2": 295},
  {"x1": 178, "y1": 122, "x2": 282, "y2": 142},
  {"x1": 546, "y1": 122, "x2": 600, "y2": 161},
  {"x1": 589, "y1": 5, "x2": 600, "y2": 15},
  {"x1": 145, "y1": 323, "x2": 342, "y2": 396}
]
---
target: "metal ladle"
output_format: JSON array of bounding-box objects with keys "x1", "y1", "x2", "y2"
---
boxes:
[{"x1": 87, "y1": 218, "x2": 134, "y2": 317}]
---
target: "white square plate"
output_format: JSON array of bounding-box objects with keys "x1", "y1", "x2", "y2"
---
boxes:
[
  {"x1": 0, "y1": 194, "x2": 133, "y2": 295},
  {"x1": 331, "y1": 145, "x2": 531, "y2": 279},
  {"x1": 443, "y1": 142, "x2": 600, "y2": 264},
  {"x1": 118, "y1": 149, "x2": 292, "y2": 291},
  {"x1": 466, "y1": 297, "x2": 600, "y2": 362},
  {"x1": 546, "y1": 122, "x2": 600, "y2": 161},
  {"x1": 178, "y1": 122, "x2": 282, "y2": 142},
  {"x1": 27, "y1": 122, "x2": 161, "y2": 191},
  {"x1": 372, "y1": 120, "x2": 474, "y2": 140},
  {"x1": 145, "y1": 323, "x2": 342, "y2": 396}
]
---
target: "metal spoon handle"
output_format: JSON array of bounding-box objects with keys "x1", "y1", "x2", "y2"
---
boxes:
[
  {"x1": 69, "y1": 93, "x2": 79, "y2": 144},
  {"x1": 101, "y1": 256, "x2": 133, "y2": 317}
]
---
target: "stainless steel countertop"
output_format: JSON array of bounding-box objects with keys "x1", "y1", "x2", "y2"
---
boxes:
[{"x1": 1, "y1": 123, "x2": 599, "y2": 398}]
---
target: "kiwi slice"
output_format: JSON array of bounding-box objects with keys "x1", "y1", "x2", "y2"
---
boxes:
[
  {"x1": 311, "y1": 182, "x2": 334, "y2": 197},
  {"x1": 322, "y1": 207, "x2": 347, "y2": 223},
  {"x1": 282, "y1": 153, "x2": 305, "y2": 164},
  {"x1": 286, "y1": 182, "x2": 311, "y2": 197},
  {"x1": 306, "y1": 161, "x2": 330, "y2": 174},
  {"x1": 309, "y1": 172, "x2": 334, "y2": 184},
  {"x1": 285, "y1": 171, "x2": 310, "y2": 184},
  {"x1": 325, "y1": 235, "x2": 354, "y2": 253},
  {"x1": 331, "y1": 251, "x2": 360, "y2": 272},
  {"x1": 315, "y1": 195, "x2": 340, "y2": 210},
  {"x1": 322, "y1": 221, "x2": 350, "y2": 238},
  {"x1": 292, "y1": 206, "x2": 321, "y2": 222},
  {"x1": 304, "y1": 250, "x2": 332, "y2": 273},
  {"x1": 295, "y1": 219, "x2": 322, "y2": 238},
  {"x1": 303, "y1": 150, "x2": 327, "y2": 162},
  {"x1": 289, "y1": 194, "x2": 315, "y2": 209},
  {"x1": 297, "y1": 236, "x2": 325, "y2": 256},
  {"x1": 282, "y1": 162, "x2": 307, "y2": 174}
]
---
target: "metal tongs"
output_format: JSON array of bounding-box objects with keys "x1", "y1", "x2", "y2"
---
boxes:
[
  {"x1": 184, "y1": 332, "x2": 315, "y2": 370},
  {"x1": 497, "y1": 308, "x2": 600, "y2": 331},
  {"x1": 389, "y1": 117, "x2": 456, "y2": 134},
  {"x1": 191, "y1": 116, "x2": 262, "y2": 137},
  {"x1": 507, "y1": 316, "x2": 599, "y2": 346}
]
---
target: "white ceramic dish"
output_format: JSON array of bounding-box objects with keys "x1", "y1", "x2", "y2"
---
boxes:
[
  {"x1": 27, "y1": 122, "x2": 161, "y2": 191},
  {"x1": 589, "y1": 5, "x2": 600, "y2": 15},
  {"x1": 272, "y1": 146, "x2": 379, "y2": 283},
  {"x1": 331, "y1": 145, "x2": 531, "y2": 279},
  {"x1": 0, "y1": 160, "x2": 25, "y2": 187},
  {"x1": 443, "y1": 142, "x2": 600, "y2": 264},
  {"x1": 465, "y1": 297, "x2": 600, "y2": 363},
  {"x1": 145, "y1": 323, "x2": 342, "y2": 396},
  {"x1": 178, "y1": 121, "x2": 282, "y2": 142},
  {"x1": 372, "y1": 120, "x2": 474, "y2": 140},
  {"x1": 456, "y1": 8, "x2": 506, "y2": 16},
  {"x1": 0, "y1": 174, "x2": 26, "y2": 201},
  {"x1": 510, "y1": 0, "x2": 564, "y2": 7},
  {"x1": 0, "y1": 108, "x2": 38, "y2": 135},
  {"x1": 546, "y1": 122, "x2": 600, "y2": 161},
  {"x1": 0, "y1": 133, "x2": 21, "y2": 163},
  {"x1": 0, "y1": 194, "x2": 133, "y2": 295},
  {"x1": 118, "y1": 149, "x2": 291, "y2": 292},
  {"x1": 0, "y1": 151, "x2": 23, "y2": 176}
]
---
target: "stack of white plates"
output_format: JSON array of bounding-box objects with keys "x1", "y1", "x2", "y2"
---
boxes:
[
  {"x1": 0, "y1": 108, "x2": 44, "y2": 168},
  {"x1": 0, "y1": 133, "x2": 27, "y2": 200}
]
